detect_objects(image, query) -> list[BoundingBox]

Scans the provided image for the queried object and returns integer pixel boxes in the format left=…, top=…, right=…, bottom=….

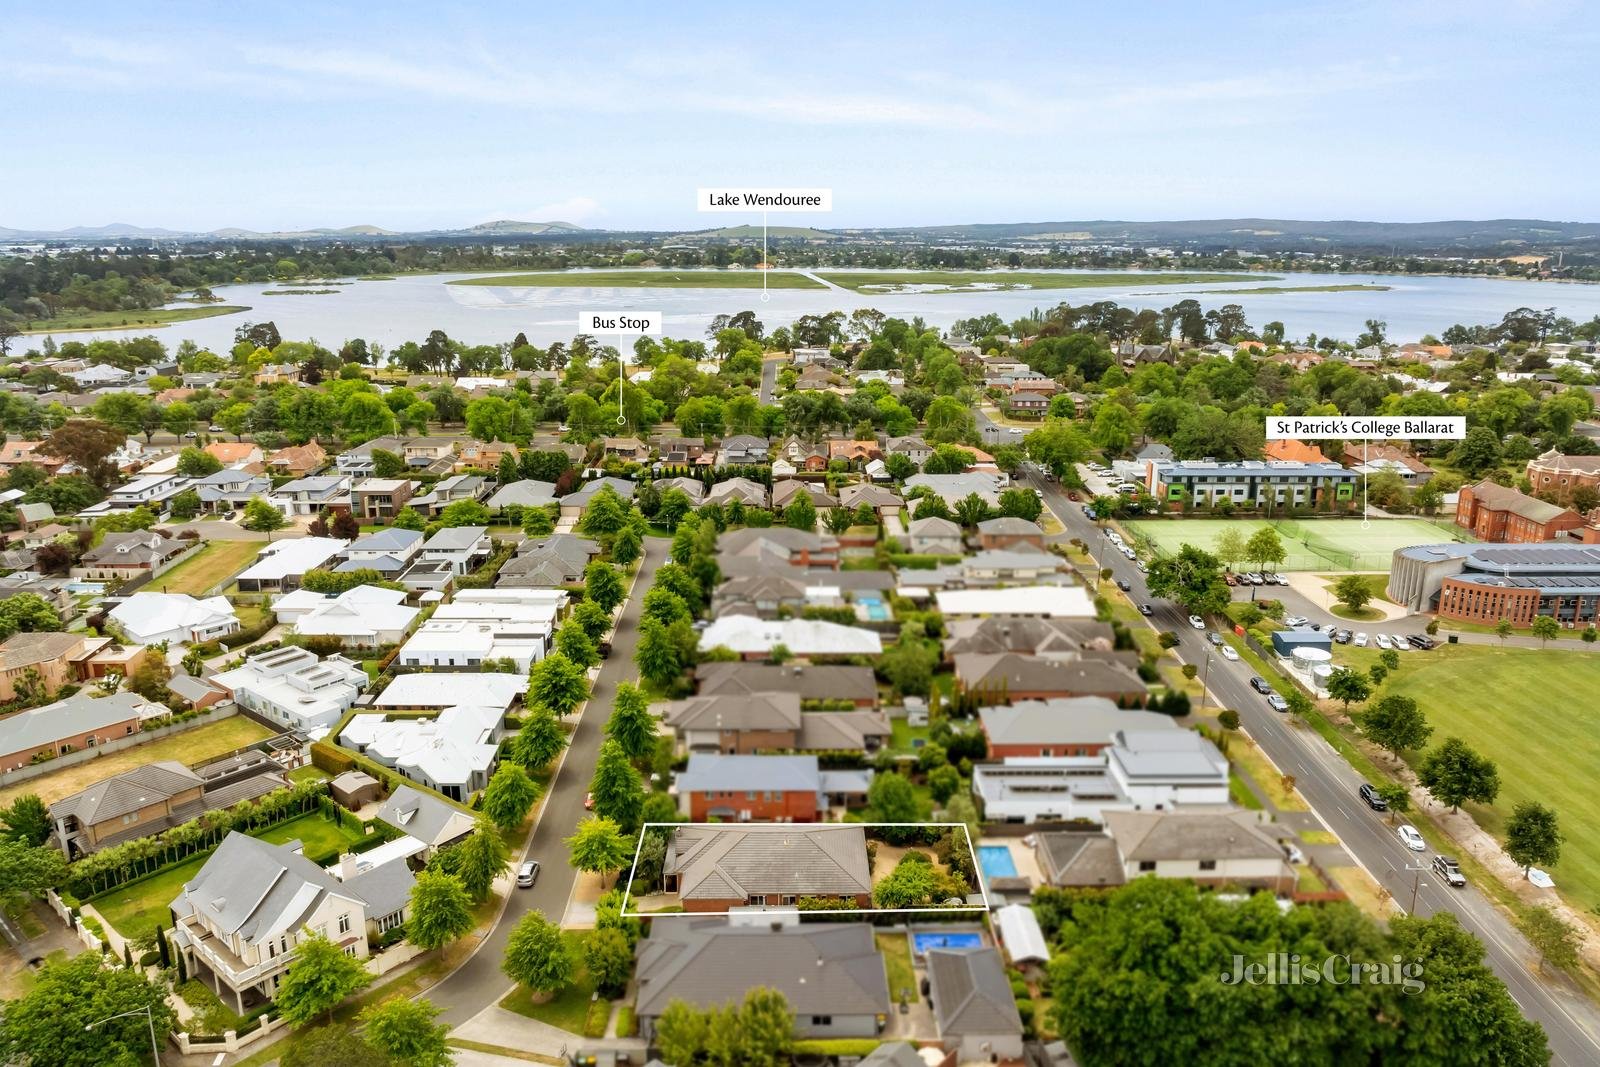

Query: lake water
left=42, top=269, right=1600, bottom=353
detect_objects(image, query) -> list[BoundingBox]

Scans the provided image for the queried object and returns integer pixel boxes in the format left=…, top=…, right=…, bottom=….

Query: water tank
left=1293, top=646, right=1333, bottom=673
left=1312, top=663, right=1334, bottom=686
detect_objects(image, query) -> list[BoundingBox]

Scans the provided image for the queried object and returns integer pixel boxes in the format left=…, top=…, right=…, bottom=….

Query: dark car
left=1359, top=783, right=1387, bottom=811
left=1408, top=634, right=1437, bottom=650
left=1117, top=579, right=1132, bottom=591
left=1249, top=676, right=1273, bottom=694
left=1432, top=855, right=1466, bottom=887
left=1139, top=603, right=1153, bottom=616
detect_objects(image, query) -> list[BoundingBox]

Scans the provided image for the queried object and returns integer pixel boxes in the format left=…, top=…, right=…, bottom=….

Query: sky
left=2, top=1, right=1597, bottom=232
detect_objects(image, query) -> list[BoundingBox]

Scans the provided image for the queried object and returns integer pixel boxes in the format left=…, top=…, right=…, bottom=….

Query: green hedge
left=793, top=1039, right=882, bottom=1056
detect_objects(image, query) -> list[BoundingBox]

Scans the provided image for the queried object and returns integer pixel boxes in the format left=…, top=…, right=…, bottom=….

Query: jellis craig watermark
left=1220, top=954, right=1425, bottom=996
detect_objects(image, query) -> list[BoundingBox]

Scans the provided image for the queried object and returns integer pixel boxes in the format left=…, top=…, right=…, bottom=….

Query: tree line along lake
left=29, top=268, right=1600, bottom=351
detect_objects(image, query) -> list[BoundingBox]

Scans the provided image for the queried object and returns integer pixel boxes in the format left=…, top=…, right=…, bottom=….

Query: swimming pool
left=912, top=931, right=984, bottom=956
left=978, top=845, right=1018, bottom=879
left=857, top=594, right=890, bottom=621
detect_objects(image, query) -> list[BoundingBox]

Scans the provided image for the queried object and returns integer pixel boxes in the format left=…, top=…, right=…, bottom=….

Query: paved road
left=1026, top=467, right=1600, bottom=1066
left=759, top=355, right=783, bottom=406
left=425, top=541, right=662, bottom=1026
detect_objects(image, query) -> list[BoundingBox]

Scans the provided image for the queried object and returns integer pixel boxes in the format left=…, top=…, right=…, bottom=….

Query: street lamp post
left=86, top=1005, right=160, bottom=1066
left=1199, top=646, right=1213, bottom=713
left=1404, top=863, right=1430, bottom=914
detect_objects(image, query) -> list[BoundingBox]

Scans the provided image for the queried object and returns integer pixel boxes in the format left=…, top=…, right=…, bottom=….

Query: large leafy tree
left=528, top=651, right=589, bottom=715
left=0, top=793, right=50, bottom=846
left=407, top=870, right=475, bottom=951
left=0, top=594, right=62, bottom=641
left=510, top=706, right=568, bottom=770
left=480, top=763, right=541, bottom=833
left=359, top=998, right=455, bottom=1067
left=0, top=839, right=67, bottom=903
left=275, top=930, right=373, bottom=1025
left=566, top=815, right=634, bottom=884
left=1419, top=737, right=1500, bottom=813
left=1504, top=802, right=1563, bottom=875
left=635, top=616, right=684, bottom=689
left=453, top=819, right=511, bottom=901
left=589, top=739, right=645, bottom=832
left=867, top=772, right=920, bottom=822
left=1361, top=694, right=1432, bottom=758
left=605, top=682, right=657, bottom=760
left=1145, top=543, right=1230, bottom=617
left=502, top=910, right=573, bottom=995
left=0, top=952, right=174, bottom=1067
left=584, top=927, right=635, bottom=998
left=1325, top=667, right=1372, bottom=710
left=584, top=561, right=625, bottom=614
left=281, top=1026, right=391, bottom=1067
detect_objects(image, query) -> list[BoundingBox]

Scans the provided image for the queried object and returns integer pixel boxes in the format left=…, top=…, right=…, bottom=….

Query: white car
left=1397, top=825, right=1426, bottom=852
left=1284, top=615, right=1308, bottom=628
left=1220, top=645, right=1239, bottom=662
left=1374, top=634, right=1393, bottom=650
left=1188, top=615, right=1206, bottom=629
left=1353, top=632, right=1369, bottom=647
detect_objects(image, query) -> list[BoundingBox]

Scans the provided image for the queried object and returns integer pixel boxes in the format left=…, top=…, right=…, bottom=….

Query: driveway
left=424, top=542, right=663, bottom=1027
left=759, top=354, right=784, bottom=406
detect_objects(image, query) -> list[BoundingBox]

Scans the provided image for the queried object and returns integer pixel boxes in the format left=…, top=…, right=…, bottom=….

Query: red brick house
left=676, top=754, right=823, bottom=822
left=1455, top=480, right=1583, bottom=543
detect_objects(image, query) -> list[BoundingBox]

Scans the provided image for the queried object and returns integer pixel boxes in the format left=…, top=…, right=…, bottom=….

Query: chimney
left=337, top=852, right=359, bottom=880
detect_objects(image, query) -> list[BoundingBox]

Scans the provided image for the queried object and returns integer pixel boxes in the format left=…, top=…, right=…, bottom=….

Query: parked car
left=1220, top=644, right=1239, bottom=661
left=516, top=860, right=541, bottom=888
left=1333, top=629, right=1353, bottom=644
left=1249, top=675, right=1273, bottom=694
left=1283, top=842, right=1306, bottom=865
left=1272, top=573, right=1289, bottom=586
left=1224, top=574, right=1238, bottom=586
left=1409, top=635, right=1437, bottom=650
left=1353, top=632, right=1369, bottom=647
left=1358, top=783, right=1387, bottom=811
left=1432, top=855, right=1466, bottom=887
left=1267, top=694, right=1290, bottom=712
left=207, top=424, right=223, bottom=432
left=1397, top=824, right=1426, bottom=852
left=1285, top=615, right=1308, bottom=628
left=1374, top=634, right=1393, bottom=650
left=1188, top=615, right=1206, bottom=629
left=1068, top=491, right=1081, bottom=501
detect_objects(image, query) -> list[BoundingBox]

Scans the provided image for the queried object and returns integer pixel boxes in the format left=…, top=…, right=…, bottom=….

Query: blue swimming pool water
left=858, top=594, right=890, bottom=621
left=912, top=931, right=984, bottom=956
left=978, top=845, right=1018, bottom=879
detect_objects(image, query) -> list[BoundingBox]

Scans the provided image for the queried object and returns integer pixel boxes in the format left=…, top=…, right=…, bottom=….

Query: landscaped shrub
left=310, top=741, right=354, bottom=775
left=615, top=1005, right=636, bottom=1038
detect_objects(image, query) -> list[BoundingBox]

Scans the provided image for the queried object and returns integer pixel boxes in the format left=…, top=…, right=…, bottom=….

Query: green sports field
left=1124, top=517, right=1468, bottom=571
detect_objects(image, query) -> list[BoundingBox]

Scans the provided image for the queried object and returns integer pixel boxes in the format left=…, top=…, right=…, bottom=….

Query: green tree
left=566, top=815, right=634, bottom=885
left=1495, top=617, right=1514, bottom=644
left=589, top=739, right=645, bottom=831
left=635, top=616, right=684, bottom=689
left=281, top=1026, right=391, bottom=1067
left=242, top=496, right=286, bottom=532
left=996, top=487, right=1043, bottom=522
left=481, top=762, right=541, bottom=833
left=1521, top=906, right=1580, bottom=974
left=783, top=493, right=817, bottom=531
left=1452, top=426, right=1502, bottom=476
left=1325, top=667, right=1372, bottom=710
left=1530, top=614, right=1561, bottom=647
left=584, top=561, right=625, bottom=613
left=510, top=706, right=569, bottom=770
left=735, top=987, right=796, bottom=1067
left=359, top=997, right=455, bottom=1067
left=1333, top=574, right=1373, bottom=613
left=928, top=764, right=962, bottom=804
left=275, top=930, right=373, bottom=1025
left=655, top=1000, right=709, bottom=1067
left=406, top=870, right=475, bottom=951
left=0, top=953, right=174, bottom=1067
left=1503, top=802, right=1563, bottom=874
left=0, top=839, right=67, bottom=903
left=0, top=594, right=63, bottom=641
left=1375, top=782, right=1411, bottom=824
left=176, top=446, right=223, bottom=477
left=528, top=651, right=589, bottom=715
left=502, top=910, right=572, bottom=995
left=1244, top=526, right=1286, bottom=576
left=612, top=524, right=642, bottom=566
left=1145, top=543, right=1230, bottom=616
left=554, top=618, right=599, bottom=669
left=585, top=926, right=635, bottom=998
left=573, top=599, right=612, bottom=642
left=1214, top=527, right=1248, bottom=572
left=0, top=794, right=51, bottom=846
left=1419, top=737, right=1500, bottom=812
left=1361, top=694, right=1432, bottom=758
left=454, top=819, right=511, bottom=901
left=605, top=682, right=657, bottom=760
left=867, top=772, right=920, bottom=822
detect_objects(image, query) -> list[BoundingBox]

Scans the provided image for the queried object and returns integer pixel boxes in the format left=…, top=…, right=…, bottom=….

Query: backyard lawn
left=0, top=715, right=275, bottom=808
left=1336, top=643, right=1600, bottom=909
left=500, top=930, right=599, bottom=1034
left=877, top=932, right=917, bottom=1003
left=889, top=720, right=929, bottom=754
left=151, top=540, right=263, bottom=595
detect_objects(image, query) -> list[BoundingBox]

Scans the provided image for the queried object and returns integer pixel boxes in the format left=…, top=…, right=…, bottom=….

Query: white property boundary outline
left=618, top=821, right=991, bottom=917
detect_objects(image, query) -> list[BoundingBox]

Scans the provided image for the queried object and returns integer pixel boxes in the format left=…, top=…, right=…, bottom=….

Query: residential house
left=95, top=473, right=191, bottom=514
left=926, top=948, right=1025, bottom=1062
left=935, top=585, right=1096, bottom=619
left=772, top=479, right=839, bottom=511
left=0, top=692, right=165, bottom=773
left=1337, top=441, right=1434, bottom=485
left=335, top=436, right=408, bottom=478
left=213, top=647, right=367, bottom=733
left=454, top=440, right=517, bottom=472
left=372, top=672, right=526, bottom=714
left=795, top=365, right=838, bottom=391
left=401, top=437, right=458, bottom=474
left=235, top=537, right=347, bottom=593
left=718, top=434, right=770, bottom=465
left=954, top=650, right=1147, bottom=704
left=662, top=824, right=872, bottom=911
left=652, top=435, right=712, bottom=466
left=838, top=483, right=903, bottom=520
left=943, top=616, right=1115, bottom=660
left=1456, top=480, right=1583, bottom=542
left=705, top=477, right=770, bottom=508
left=335, top=528, right=422, bottom=578
left=340, top=704, right=505, bottom=800
left=396, top=588, right=566, bottom=671
left=265, top=442, right=327, bottom=478
left=0, top=440, right=65, bottom=476
left=906, top=516, right=963, bottom=555
left=252, top=364, right=299, bottom=385
left=664, top=692, right=889, bottom=755
left=109, top=592, right=239, bottom=645
left=275, top=585, right=419, bottom=648
left=693, top=662, right=879, bottom=708
left=974, top=517, right=1045, bottom=550
left=68, top=364, right=132, bottom=388
left=170, top=832, right=413, bottom=1012
left=561, top=477, right=635, bottom=518
left=204, top=442, right=264, bottom=469
left=603, top=436, right=649, bottom=462
left=71, top=531, right=188, bottom=581
left=790, top=347, right=832, bottom=365
left=0, top=632, right=99, bottom=702
left=1035, top=810, right=1294, bottom=893
left=1005, top=392, right=1050, bottom=417
left=168, top=673, right=229, bottom=710
left=373, top=785, right=475, bottom=856
left=497, top=534, right=599, bottom=588
left=718, top=527, right=839, bottom=568
left=1263, top=439, right=1329, bottom=464
left=920, top=549, right=1071, bottom=591
left=698, top=615, right=882, bottom=660
left=634, top=920, right=890, bottom=1042
left=190, top=470, right=272, bottom=514
left=350, top=479, right=417, bottom=521
left=269, top=475, right=351, bottom=518
left=676, top=753, right=828, bottom=821
left=885, top=436, right=933, bottom=466
left=487, top=480, right=558, bottom=511
left=410, top=474, right=489, bottom=517
left=418, top=526, right=491, bottom=576
left=904, top=472, right=1005, bottom=507
left=780, top=436, right=828, bottom=472
left=653, top=476, right=708, bottom=505
left=829, top=439, right=881, bottom=465
left=979, top=698, right=1176, bottom=757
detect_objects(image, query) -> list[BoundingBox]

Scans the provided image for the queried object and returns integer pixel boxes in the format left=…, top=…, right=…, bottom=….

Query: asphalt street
left=1024, top=467, right=1600, bottom=1065
left=424, top=541, right=662, bottom=1027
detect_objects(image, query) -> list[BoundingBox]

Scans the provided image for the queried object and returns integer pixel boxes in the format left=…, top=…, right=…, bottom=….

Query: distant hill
left=676, top=224, right=840, bottom=240
left=465, top=219, right=587, bottom=235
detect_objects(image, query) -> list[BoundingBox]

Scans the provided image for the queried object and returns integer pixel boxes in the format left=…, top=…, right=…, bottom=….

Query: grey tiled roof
left=927, top=947, right=1023, bottom=1037
left=665, top=824, right=871, bottom=901
left=50, top=761, right=202, bottom=824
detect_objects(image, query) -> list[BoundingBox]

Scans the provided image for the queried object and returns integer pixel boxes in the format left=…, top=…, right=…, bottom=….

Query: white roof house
left=935, top=586, right=1094, bottom=619
left=276, top=585, right=420, bottom=648
left=213, top=646, right=368, bottom=735
left=109, top=593, right=240, bottom=645
left=395, top=588, right=568, bottom=672
left=340, top=704, right=505, bottom=801
left=994, top=904, right=1051, bottom=964
left=698, top=614, right=883, bottom=657
left=373, top=672, right=527, bottom=713
left=235, top=537, right=348, bottom=591
left=904, top=472, right=1005, bottom=506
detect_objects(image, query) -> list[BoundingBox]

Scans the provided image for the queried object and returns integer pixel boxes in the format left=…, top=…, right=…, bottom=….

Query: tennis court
left=1124, top=517, right=1469, bottom=571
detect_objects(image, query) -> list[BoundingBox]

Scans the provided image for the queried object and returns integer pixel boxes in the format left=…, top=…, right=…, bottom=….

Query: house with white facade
left=109, top=593, right=240, bottom=646
left=234, top=537, right=348, bottom=593
left=418, top=526, right=492, bottom=576
left=334, top=528, right=422, bottom=578
left=340, top=703, right=505, bottom=800
left=83, top=472, right=192, bottom=516
left=395, top=588, right=566, bottom=672
left=213, top=647, right=367, bottom=734
left=268, top=475, right=351, bottom=518
left=373, top=672, right=526, bottom=714
left=697, top=614, right=883, bottom=659
left=274, top=585, right=419, bottom=648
